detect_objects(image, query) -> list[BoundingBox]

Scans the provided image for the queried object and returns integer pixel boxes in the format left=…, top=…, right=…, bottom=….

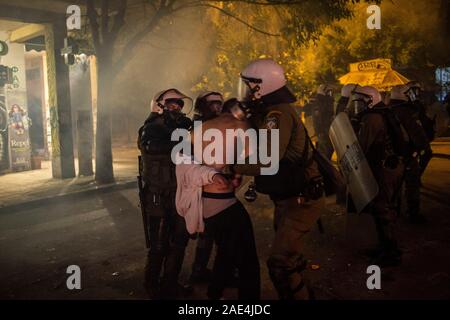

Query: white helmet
left=406, top=81, right=422, bottom=102
left=239, top=58, right=287, bottom=100
left=351, top=86, right=382, bottom=114
left=341, top=84, right=360, bottom=98
left=150, top=88, right=192, bottom=114
left=390, top=85, right=409, bottom=101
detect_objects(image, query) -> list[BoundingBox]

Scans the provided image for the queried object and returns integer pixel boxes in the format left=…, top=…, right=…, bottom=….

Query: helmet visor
left=351, top=92, right=372, bottom=114
left=164, top=98, right=184, bottom=111
left=237, top=78, right=252, bottom=102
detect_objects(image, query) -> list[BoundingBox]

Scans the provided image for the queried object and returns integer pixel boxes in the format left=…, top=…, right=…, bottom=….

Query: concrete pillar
left=44, top=23, right=75, bottom=179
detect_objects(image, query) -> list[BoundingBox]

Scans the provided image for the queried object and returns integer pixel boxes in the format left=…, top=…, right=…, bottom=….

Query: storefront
left=0, top=0, right=96, bottom=178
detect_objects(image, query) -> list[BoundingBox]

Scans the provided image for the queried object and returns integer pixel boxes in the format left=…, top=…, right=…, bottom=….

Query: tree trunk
left=95, top=51, right=114, bottom=184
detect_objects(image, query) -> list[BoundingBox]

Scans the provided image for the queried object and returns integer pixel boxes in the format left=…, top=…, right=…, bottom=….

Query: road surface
left=0, top=157, right=449, bottom=299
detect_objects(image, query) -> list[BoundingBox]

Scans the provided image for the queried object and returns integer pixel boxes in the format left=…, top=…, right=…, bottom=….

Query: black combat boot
left=189, top=236, right=214, bottom=284
left=409, top=214, right=427, bottom=224
left=160, top=246, right=191, bottom=299
left=370, top=216, right=402, bottom=267
left=369, top=240, right=402, bottom=267
left=268, top=256, right=311, bottom=300
left=408, top=209, right=427, bottom=224
left=144, top=252, right=163, bottom=299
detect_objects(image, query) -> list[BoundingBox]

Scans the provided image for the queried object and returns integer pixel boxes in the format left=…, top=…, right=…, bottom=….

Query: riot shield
left=329, top=112, right=379, bottom=213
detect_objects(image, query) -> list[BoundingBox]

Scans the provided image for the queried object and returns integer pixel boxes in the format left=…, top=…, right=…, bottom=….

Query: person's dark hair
left=9, top=104, right=25, bottom=116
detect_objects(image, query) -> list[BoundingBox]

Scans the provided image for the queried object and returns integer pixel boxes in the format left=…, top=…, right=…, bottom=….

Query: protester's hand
left=212, top=174, right=229, bottom=187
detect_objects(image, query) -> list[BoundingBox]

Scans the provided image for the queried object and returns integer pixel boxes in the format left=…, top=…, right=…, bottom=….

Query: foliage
left=194, top=0, right=450, bottom=99
left=191, top=0, right=359, bottom=99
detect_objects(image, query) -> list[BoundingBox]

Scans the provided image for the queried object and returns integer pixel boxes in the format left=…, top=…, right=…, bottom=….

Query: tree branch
left=173, top=2, right=280, bottom=36
left=110, top=0, right=127, bottom=39
left=178, top=0, right=306, bottom=8
left=101, top=0, right=109, bottom=43
left=147, top=0, right=158, bottom=11
left=111, top=3, right=168, bottom=78
left=110, top=0, right=289, bottom=79
left=213, top=0, right=306, bottom=6
left=86, top=0, right=101, bottom=50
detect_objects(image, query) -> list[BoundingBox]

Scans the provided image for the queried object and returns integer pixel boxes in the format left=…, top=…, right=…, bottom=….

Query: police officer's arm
left=232, top=110, right=294, bottom=176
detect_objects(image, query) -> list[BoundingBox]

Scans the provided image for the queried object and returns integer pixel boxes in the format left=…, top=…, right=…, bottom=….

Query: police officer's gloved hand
left=176, top=115, right=193, bottom=130
left=163, top=110, right=193, bottom=130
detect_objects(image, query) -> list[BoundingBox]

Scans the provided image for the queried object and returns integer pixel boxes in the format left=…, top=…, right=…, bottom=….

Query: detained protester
left=137, top=88, right=193, bottom=299
left=350, top=86, right=406, bottom=267
left=189, top=91, right=224, bottom=284
left=229, top=59, right=338, bottom=300
left=389, top=84, right=432, bottom=224
left=174, top=112, right=261, bottom=299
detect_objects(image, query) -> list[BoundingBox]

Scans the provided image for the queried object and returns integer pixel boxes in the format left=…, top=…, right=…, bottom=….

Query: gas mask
left=224, top=98, right=255, bottom=121
left=351, top=93, right=372, bottom=116
left=162, top=106, right=192, bottom=130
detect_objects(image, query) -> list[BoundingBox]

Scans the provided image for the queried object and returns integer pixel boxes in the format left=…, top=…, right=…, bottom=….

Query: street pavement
left=0, top=147, right=139, bottom=209
left=0, top=155, right=449, bottom=300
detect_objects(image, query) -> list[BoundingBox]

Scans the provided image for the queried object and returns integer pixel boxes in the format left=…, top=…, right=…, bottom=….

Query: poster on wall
left=7, top=93, right=31, bottom=171
left=6, top=89, right=31, bottom=172
left=0, top=32, right=32, bottom=172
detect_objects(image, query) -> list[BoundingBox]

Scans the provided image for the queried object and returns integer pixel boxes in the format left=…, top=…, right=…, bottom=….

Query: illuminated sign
left=349, top=59, right=392, bottom=72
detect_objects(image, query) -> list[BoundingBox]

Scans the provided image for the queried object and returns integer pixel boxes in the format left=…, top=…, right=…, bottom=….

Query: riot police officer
left=230, top=58, right=324, bottom=300
left=336, top=84, right=360, bottom=115
left=189, top=91, right=224, bottom=284
left=137, top=88, right=193, bottom=299
left=408, top=82, right=436, bottom=143
left=389, top=84, right=432, bottom=224
left=350, top=86, right=405, bottom=266
left=311, top=84, right=335, bottom=160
